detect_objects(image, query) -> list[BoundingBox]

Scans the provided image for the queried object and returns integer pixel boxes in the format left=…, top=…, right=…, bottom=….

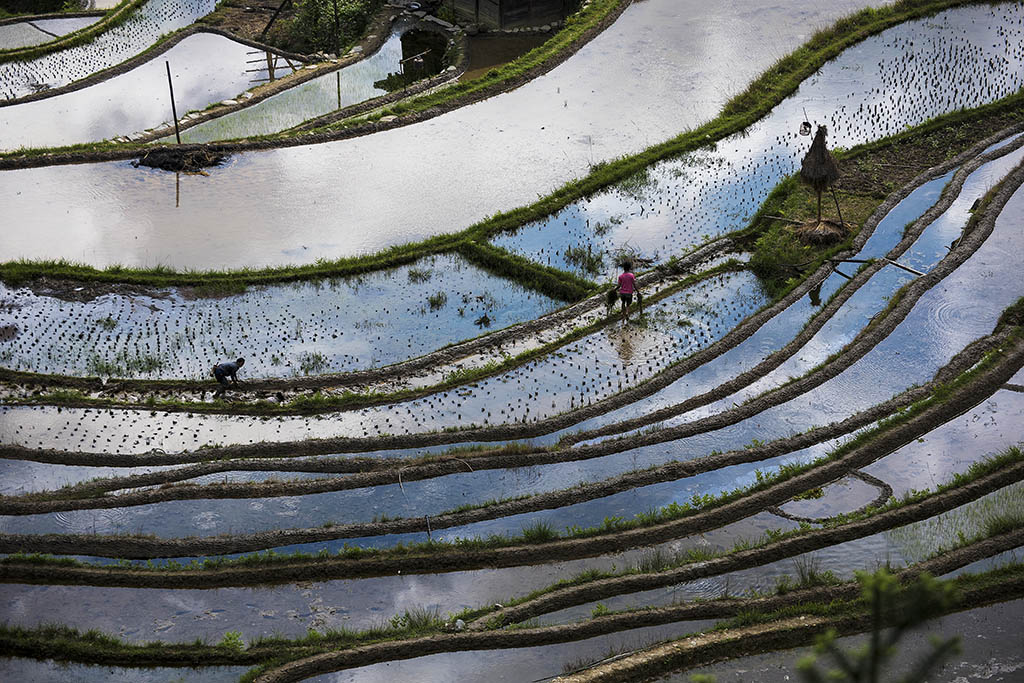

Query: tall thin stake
left=332, top=0, right=340, bottom=56
left=165, top=61, right=181, bottom=145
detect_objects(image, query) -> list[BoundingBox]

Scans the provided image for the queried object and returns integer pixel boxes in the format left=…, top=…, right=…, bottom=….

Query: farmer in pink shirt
left=617, top=261, right=640, bottom=323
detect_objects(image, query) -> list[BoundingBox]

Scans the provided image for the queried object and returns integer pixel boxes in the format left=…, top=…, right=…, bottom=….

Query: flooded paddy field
left=1, top=3, right=1019, bottom=269
left=0, top=16, right=102, bottom=51
left=677, top=598, right=1024, bottom=683
left=175, top=16, right=446, bottom=143
left=2, top=1, right=1024, bottom=681
left=0, top=252, right=559, bottom=379
left=493, top=3, right=1024, bottom=279
left=0, top=32, right=295, bottom=150
left=0, top=0, right=217, bottom=100
left=0, top=0, right=881, bottom=268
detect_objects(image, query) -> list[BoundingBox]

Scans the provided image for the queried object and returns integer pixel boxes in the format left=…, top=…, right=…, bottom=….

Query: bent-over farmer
left=213, top=357, right=245, bottom=396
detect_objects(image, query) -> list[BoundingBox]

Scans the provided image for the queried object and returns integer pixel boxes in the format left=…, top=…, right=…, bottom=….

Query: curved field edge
left=0, top=0, right=627, bottom=151
left=0, top=317, right=1007, bottom=525
left=549, top=567, right=1024, bottom=683
left=0, top=0, right=138, bottom=63
left=0, top=260, right=741, bottom=412
left=3, top=105, right=1020, bottom=409
left=0, top=0, right=1004, bottom=287
left=254, top=560, right=1024, bottom=682
left=0, top=9, right=105, bottom=27
left=1, top=530, right=1019, bottom=676
left=4, top=148, right=1018, bottom=474
left=1, top=330, right=1020, bottom=579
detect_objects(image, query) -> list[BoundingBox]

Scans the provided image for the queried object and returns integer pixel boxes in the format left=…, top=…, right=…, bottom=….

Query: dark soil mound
left=793, top=218, right=850, bottom=245
left=134, top=148, right=227, bottom=172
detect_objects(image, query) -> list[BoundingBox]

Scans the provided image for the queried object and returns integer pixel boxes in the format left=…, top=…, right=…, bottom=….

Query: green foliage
left=427, top=291, right=448, bottom=310
left=563, top=244, right=605, bottom=276
left=290, top=0, right=382, bottom=54
left=389, top=605, right=441, bottom=633
left=798, top=569, right=961, bottom=683
left=793, top=486, right=825, bottom=501
left=217, top=630, right=245, bottom=651
left=407, top=268, right=432, bottom=283
left=748, top=224, right=813, bottom=298
left=297, top=351, right=329, bottom=375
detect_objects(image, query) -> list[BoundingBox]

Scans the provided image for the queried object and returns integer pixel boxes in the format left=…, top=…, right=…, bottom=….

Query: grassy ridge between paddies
left=0, top=0, right=1000, bottom=291
left=2, top=328, right=1019, bottom=572
left=1, top=481, right=1021, bottom=675
left=0, top=0, right=141, bottom=62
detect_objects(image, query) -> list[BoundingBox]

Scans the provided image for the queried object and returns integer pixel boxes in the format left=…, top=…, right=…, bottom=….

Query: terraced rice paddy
left=0, top=32, right=296, bottom=149
left=175, top=16, right=436, bottom=143
left=1, top=0, right=1024, bottom=681
left=0, top=0, right=217, bottom=99
left=0, top=16, right=102, bottom=51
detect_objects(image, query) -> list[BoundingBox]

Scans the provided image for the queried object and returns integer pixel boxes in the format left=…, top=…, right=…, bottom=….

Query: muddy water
left=0, top=0, right=888, bottom=267
left=0, top=33, right=288, bottom=150
left=675, top=598, right=1024, bottom=683
left=0, top=16, right=101, bottom=50
left=0, top=0, right=217, bottom=99
left=177, top=16, right=419, bottom=143
left=0, top=253, right=559, bottom=379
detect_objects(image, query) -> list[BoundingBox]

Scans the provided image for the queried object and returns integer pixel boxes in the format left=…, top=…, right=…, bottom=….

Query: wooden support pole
left=883, top=258, right=926, bottom=277
left=830, top=184, right=846, bottom=228
left=165, top=61, right=181, bottom=145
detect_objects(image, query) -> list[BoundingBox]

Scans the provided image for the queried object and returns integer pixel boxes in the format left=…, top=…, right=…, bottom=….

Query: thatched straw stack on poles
left=797, top=125, right=847, bottom=243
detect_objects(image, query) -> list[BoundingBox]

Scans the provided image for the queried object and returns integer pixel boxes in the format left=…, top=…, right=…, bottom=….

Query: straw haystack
left=796, top=125, right=847, bottom=244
